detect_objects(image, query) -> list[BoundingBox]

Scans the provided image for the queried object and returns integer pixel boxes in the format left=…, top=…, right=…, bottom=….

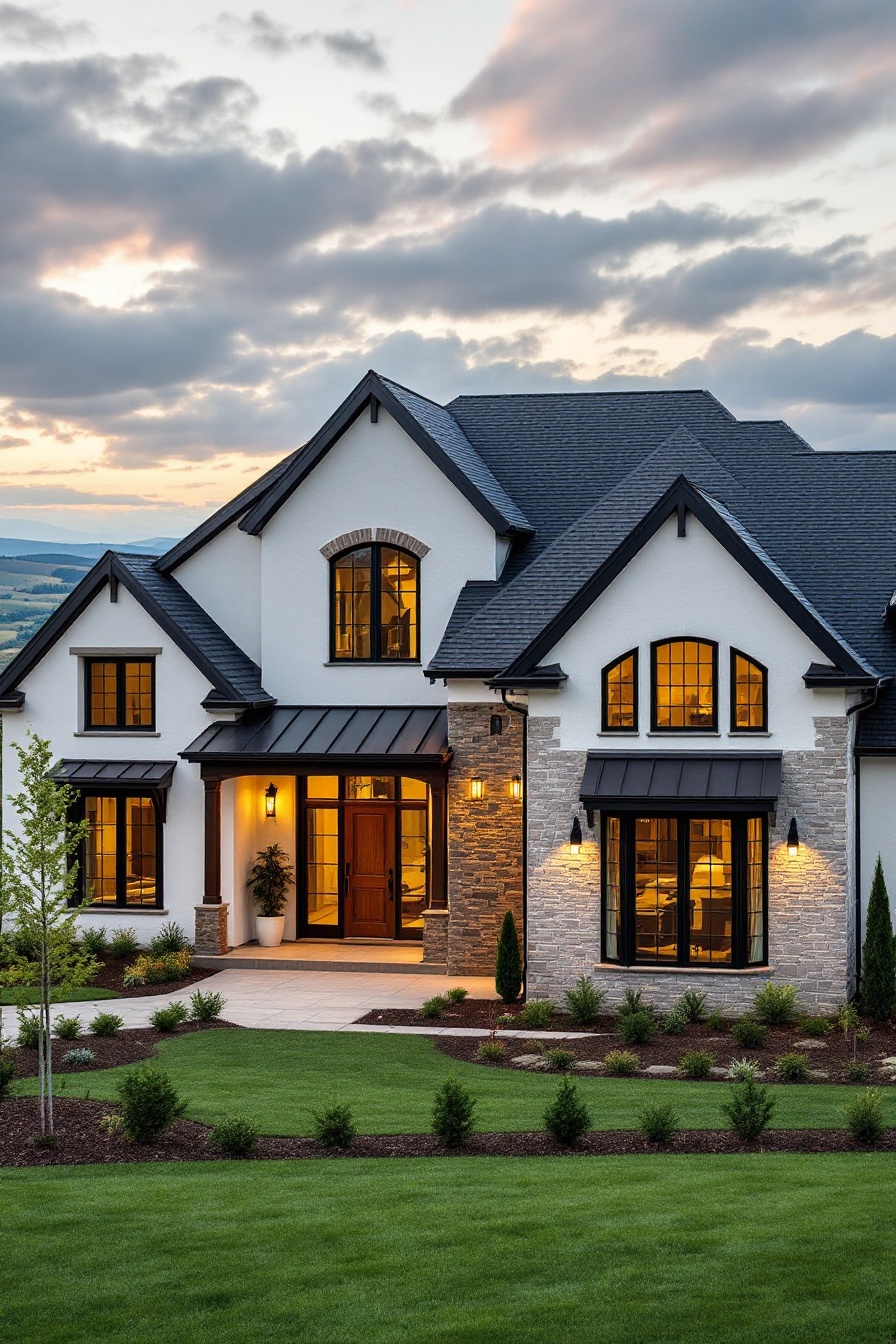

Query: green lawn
left=1, top=986, right=117, bottom=1006
left=3, top=1156, right=896, bottom=1344
left=15, top=1028, right=896, bottom=1133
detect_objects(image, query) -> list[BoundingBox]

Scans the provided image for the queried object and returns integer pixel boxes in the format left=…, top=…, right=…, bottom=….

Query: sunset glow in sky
left=1, top=0, right=895, bottom=541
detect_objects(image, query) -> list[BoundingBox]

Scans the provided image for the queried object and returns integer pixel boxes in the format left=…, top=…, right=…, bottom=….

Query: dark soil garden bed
left=3, top=1097, right=895, bottom=1167
left=8, top=1018, right=235, bottom=1079
left=80, top=959, right=217, bottom=998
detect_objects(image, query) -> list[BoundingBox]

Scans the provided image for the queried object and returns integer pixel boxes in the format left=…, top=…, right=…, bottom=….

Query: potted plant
left=247, top=844, right=294, bottom=947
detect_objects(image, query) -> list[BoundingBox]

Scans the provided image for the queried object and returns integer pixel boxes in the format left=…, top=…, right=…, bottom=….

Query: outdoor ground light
left=787, top=816, right=800, bottom=856
left=570, top=815, right=583, bottom=854
left=509, top=774, right=522, bottom=802
left=470, top=776, right=484, bottom=801
left=265, top=782, right=278, bottom=818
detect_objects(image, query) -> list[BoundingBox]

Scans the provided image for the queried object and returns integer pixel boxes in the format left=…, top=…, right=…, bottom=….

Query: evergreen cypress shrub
left=116, top=1066, right=187, bottom=1142
left=861, top=857, right=896, bottom=1020
left=209, top=1115, right=260, bottom=1157
left=721, top=1078, right=776, bottom=1142
left=842, top=1089, right=885, bottom=1145
left=618, top=1010, right=656, bottom=1045
left=495, top=910, right=522, bottom=1003
left=432, top=1075, right=476, bottom=1147
left=638, top=1101, right=679, bottom=1144
left=563, top=975, right=606, bottom=1026
left=543, top=1076, right=591, bottom=1145
left=312, top=1103, right=357, bottom=1148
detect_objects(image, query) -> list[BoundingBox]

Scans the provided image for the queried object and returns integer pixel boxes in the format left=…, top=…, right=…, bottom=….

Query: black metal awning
left=181, top=705, right=451, bottom=771
left=52, top=759, right=177, bottom=789
left=579, top=752, right=782, bottom=814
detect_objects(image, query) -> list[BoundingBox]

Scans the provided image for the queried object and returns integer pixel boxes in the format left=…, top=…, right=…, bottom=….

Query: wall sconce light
left=490, top=713, right=503, bottom=735
left=509, top=774, right=522, bottom=802
left=264, top=782, right=278, bottom=819
left=787, top=816, right=799, bottom=856
left=570, top=815, right=583, bottom=854
left=470, top=776, right=484, bottom=802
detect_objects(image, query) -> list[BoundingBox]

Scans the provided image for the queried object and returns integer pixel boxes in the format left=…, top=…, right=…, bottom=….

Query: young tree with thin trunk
left=4, top=732, right=94, bottom=1136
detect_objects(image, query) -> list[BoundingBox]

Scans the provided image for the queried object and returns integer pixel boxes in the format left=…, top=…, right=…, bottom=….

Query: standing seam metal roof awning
left=180, top=706, right=450, bottom=765
left=579, top=752, right=782, bottom=810
left=51, top=760, right=178, bottom=788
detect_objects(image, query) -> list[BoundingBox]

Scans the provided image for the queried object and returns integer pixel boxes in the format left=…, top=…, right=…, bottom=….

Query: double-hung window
left=84, top=658, right=155, bottom=731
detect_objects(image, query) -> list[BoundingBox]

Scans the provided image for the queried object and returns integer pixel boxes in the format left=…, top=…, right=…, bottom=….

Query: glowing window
left=85, top=659, right=154, bottom=731
left=652, top=639, right=717, bottom=731
left=731, top=651, right=767, bottom=731
left=331, top=545, right=419, bottom=661
left=602, top=649, right=638, bottom=731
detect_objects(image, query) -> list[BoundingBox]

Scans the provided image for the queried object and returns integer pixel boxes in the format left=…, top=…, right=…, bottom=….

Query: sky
left=0, top=0, right=895, bottom=542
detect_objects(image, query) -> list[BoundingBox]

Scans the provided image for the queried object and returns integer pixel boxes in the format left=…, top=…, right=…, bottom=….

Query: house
left=1, top=371, right=894, bottom=1011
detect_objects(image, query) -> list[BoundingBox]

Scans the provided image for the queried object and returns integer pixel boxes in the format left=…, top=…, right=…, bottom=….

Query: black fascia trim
left=200, top=694, right=274, bottom=712
left=239, top=371, right=533, bottom=539
left=601, top=648, right=639, bottom=733
left=180, top=751, right=453, bottom=769
left=802, top=662, right=882, bottom=689
left=424, top=666, right=500, bottom=679
left=730, top=648, right=768, bottom=732
left=487, top=663, right=568, bottom=690
left=650, top=637, right=718, bottom=733
left=502, top=477, right=874, bottom=680
left=0, top=690, right=25, bottom=709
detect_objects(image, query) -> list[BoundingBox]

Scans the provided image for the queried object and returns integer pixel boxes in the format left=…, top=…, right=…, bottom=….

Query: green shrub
left=109, top=928, right=139, bottom=959
left=563, top=975, right=606, bottom=1027
left=312, top=1102, right=357, bottom=1148
left=845, top=1060, right=871, bottom=1083
left=543, top=1076, right=591, bottom=1146
left=149, top=1001, right=189, bottom=1033
left=123, top=950, right=192, bottom=988
left=519, top=999, right=555, bottom=1029
left=543, top=1047, right=576, bottom=1073
left=663, top=1006, right=688, bottom=1036
left=89, top=1012, right=124, bottom=1037
left=618, top=1010, right=656, bottom=1046
left=706, top=1009, right=726, bottom=1031
left=418, top=995, right=447, bottom=1020
left=800, top=1015, right=832, bottom=1038
left=445, top=986, right=468, bottom=1004
left=477, top=1041, right=507, bottom=1063
left=148, top=921, right=192, bottom=957
left=678, top=989, right=708, bottom=1023
left=80, top=927, right=108, bottom=957
left=432, top=1075, right=476, bottom=1147
left=495, top=910, right=522, bottom=1003
left=618, top=987, right=655, bottom=1020
left=678, top=1049, right=714, bottom=1080
left=116, top=1066, right=187, bottom=1143
left=604, top=1049, right=640, bottom=1076
left=861, top=857, right=896, bottom=1020
left=247, top=843, right=294, bottom=919
left=842, top=1089, right=885, bottom=1145
left=209, top=1114, right=260, bottom=1157
left=16, top=1012, right=40, bottom=1050
left=731, top=1016, right=767, bottom=1048
left=63, top=1047, right=96, bottom=1067
left=776, top=1052, right=810, bottom=1082
left=729, top=1058, right=761, bottom=1083
left=52, top=1015, right=81, bottom=1041
left=524, top=1039, right=545, bottom=1054
left=753, top=981, right=799, bottom=1026
left=188, top=990, right=226, bottom=1022
left=721, top=1078, right=776, bottom=1141
left=638, top=1101, right=679, bottom=1144
left=0, top=1049, right=17, bottom=1101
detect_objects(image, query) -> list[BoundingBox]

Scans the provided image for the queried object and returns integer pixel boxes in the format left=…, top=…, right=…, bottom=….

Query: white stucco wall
left=175, top=524, right=262, bottom=665
left=527, top=512, right=846, bottom=751
left=858, top=756, right=896, bottom=934
left=0, top=584, right=214, bottom=942
left=258, top=407, right=499, bottom=703
left=221, top=774, right=298, bottom=947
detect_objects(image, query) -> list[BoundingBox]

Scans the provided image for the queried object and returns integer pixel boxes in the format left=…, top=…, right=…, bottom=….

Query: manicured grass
left=14, top=1028, right=896, bottom=1133
left=0, top=986, right=117, bottom=1005
left=3, top=1156, right=896, bottom=1343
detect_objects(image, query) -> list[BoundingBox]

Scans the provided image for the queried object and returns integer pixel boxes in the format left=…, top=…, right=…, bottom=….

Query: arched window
left=651, top=638, right=717, bottom=731
left=731, top=650, right=767, bottom=731
left=331, top=544, right=419, bottom=661
left=602, top=649, right=638, bottom=731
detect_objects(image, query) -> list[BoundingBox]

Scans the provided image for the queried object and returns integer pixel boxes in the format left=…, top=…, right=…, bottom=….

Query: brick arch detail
left=320, top=528, right=430, bottom=560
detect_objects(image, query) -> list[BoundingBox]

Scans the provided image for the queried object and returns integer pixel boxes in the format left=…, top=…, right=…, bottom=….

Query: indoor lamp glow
left=265, top=782, right=278, bottom=819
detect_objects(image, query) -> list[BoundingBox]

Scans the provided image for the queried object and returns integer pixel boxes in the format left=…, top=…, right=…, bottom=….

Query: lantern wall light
left=470, top=776, right=484, bottom=802
left=508, top=775, right=522, bottom=802
left=787, top=816, right=799, bottom=856
left=265, top=782, right=278, bottom=819
left=569, top=815, right=583, bottom=854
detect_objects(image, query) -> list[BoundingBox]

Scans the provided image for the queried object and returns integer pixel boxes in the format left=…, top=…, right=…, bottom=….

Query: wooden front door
left=344, top=806, right=393, bottom=938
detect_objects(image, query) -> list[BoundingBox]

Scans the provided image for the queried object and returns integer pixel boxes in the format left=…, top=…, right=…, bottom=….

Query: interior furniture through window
left=84, top=658, right=155, bottom=731
left=602, top=649, right=638, bottom=731
left=651, top=638, right=717, bottom=731
left=331, top=544, right=419, bottom=661
left=80, top=793, right=161, bottom=907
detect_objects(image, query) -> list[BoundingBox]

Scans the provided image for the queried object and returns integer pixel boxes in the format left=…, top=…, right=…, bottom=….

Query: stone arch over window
left=320, top=529, right=430, bottom=561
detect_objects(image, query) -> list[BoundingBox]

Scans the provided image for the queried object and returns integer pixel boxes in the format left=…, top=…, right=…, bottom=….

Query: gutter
left=846, top=676, right=892, bottom=991
left=500, top=688, right=529, bottom=999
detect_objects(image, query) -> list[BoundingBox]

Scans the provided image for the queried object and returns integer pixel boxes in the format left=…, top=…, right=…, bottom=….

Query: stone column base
left=422, top=908, right=449, bottom=966
left=194, top=903, right=230, bottom=956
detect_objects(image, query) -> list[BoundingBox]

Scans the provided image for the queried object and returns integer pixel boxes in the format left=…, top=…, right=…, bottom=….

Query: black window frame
left=83, top=657, right=156, bottom=732
left=600, top=810, right=768, bottom=969
left=601, top=648, right=639, bottom=733
left=650, top=636, right=718, bottom=733
left=74, top=790, right=164, bottom=910
left=730, top=648, right=768, bottom=733
left=329, top=543, right=421, bottom=663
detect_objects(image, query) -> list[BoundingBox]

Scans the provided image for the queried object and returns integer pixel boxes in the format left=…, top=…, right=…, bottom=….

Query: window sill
left=728, top=731, right=772, bottom=738
left=597, top=731, right=640, bottom=738
left=595, top=962, right=773, bottom=976
left=74, top=731, right=161, bottom=738
left=81, top=908, right=168, bottom=916
left=323, top=661, right=422, bottom=667
left=645, top=731, right=721, bottom=738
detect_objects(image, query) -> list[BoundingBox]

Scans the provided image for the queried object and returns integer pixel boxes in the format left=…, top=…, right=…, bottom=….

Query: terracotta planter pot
left=256, top=915, right=286, bottom=948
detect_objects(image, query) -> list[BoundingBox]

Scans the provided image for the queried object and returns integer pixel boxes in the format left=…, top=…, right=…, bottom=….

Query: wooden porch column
left=203, top=776, right=222, bottom=905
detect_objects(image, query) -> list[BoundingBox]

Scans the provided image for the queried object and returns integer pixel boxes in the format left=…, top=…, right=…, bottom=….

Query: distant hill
left=0, top=536, right=179, bottom=560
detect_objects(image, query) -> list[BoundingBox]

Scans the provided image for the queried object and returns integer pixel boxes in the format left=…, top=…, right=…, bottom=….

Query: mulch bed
left=3, top=1098, right=894, bottom=1167
left=8, top=1019, right=235, bottom=1080
left=81, top=959, right=217, bottom=998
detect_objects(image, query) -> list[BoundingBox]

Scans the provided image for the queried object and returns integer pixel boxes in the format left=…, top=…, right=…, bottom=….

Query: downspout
left=501, top=689, right=529, bottom=998
left=846, top=677, right=890, bottom=992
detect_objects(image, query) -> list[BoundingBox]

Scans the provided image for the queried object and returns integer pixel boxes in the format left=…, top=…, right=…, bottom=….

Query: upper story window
left=731, top=650, right=767, bottom=732
left=331, top=544, right=419, bottom=662
left=84, top=658, right=155, bottom=731
left=602, top=649, right=638, bottom=731
left=651, top=638, right=717, bottom=732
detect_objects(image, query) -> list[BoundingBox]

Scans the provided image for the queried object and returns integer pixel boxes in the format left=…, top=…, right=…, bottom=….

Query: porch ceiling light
left=470, top=776, right=484, bottom=802
left=570, top=814, right=583, bottom=854
left=265, top=782, right=278, bottom=819
left=787, top=816, right=799, bottom=856
left=509, top=774, right=522, bottom=802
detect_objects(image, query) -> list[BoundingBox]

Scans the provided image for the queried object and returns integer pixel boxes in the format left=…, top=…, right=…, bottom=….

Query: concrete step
left=194, top=953, right=448, bottom=975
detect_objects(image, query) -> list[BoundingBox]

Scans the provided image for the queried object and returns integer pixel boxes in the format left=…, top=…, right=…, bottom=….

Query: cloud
left=453, top=0, right=896, bottom=180
left=214, top=11, right=386, bottom=70
left=0, top=434, right=28, bottom=448
left=0, top=483, right=162, bottom=505
left=0, top=4, right=90, bottom=48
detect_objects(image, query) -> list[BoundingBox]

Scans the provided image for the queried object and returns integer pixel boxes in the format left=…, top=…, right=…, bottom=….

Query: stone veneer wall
left=526, top=715, right=852, bottom=1013
left=445, top=704, right=524, bottom=975
left=194, top=903, right=229, bottom=956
